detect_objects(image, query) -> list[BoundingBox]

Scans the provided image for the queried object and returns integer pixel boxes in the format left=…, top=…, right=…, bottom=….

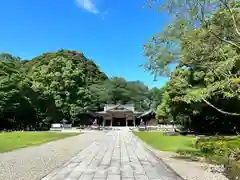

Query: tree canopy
left=90, top=77, right=155, bottom=112
left=0, top=50, right=159, bottom=130
left=143, top=0, right=240, bottom=134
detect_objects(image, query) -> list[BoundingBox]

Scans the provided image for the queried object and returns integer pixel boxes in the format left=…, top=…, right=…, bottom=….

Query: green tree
left=90, top=77, right=151, bottom=112
left=148, top=86, right=165, bottom=109
left=143, top=2, right=240, bottom=133
left=0, top=50, right=108, bottom=130
left=30, top=50, right=107, bottom=123
left=0, top=54, right=56, bottom=130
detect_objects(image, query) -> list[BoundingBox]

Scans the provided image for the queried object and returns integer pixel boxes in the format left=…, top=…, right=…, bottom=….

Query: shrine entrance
left=112, top=118, right=126, bottom=126
left=96, top=104, right=143, bottom=127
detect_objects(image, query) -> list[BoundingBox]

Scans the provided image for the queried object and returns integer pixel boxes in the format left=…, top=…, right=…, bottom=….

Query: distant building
left=138, top=109, right=157, bottom=126
left=95, top=104, right=143, bottom=127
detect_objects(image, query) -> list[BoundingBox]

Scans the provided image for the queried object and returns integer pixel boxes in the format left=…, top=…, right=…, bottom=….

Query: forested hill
left=0, top=50, right=163, bottom=130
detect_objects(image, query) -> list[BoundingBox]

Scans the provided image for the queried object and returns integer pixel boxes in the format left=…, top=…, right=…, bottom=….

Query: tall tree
left=143, top=0, right=240, bottom=116
left=90, top=77, right=151, bottom=112
left=30, top=50, right=108, bottom=122
left=148, top=86, right=165, bottom=109
left=142, top=1, right=240, bottom=133
left=0, top=50, right=109, bottom=130
left=0, top=54, right=57, bottom=130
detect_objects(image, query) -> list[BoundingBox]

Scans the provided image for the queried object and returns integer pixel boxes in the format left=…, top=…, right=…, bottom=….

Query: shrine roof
left=104, top=104, right=135, bottom=112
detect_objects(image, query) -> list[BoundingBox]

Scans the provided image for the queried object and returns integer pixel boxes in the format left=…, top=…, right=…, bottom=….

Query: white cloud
left=75, top=0, right=100, bottom=14
left=75, top=0, right=109, bottom=20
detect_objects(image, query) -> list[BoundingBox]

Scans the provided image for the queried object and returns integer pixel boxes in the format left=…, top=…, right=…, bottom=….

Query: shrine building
left=95, top=104, right=143, bottom=127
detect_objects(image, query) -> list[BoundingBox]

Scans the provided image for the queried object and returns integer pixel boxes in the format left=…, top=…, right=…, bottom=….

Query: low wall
left=139, top=125, right=181, bottom=132
left=49, top=127, right=79, bottom=132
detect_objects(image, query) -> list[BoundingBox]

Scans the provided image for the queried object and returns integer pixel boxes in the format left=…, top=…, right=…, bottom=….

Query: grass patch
left=134, top=131, right=204, bottom=161
left=134, top=131, right=196, bottom=152
left=0, top=131, right=80, bottom=152
left=134, top=132, right=240, bottom=180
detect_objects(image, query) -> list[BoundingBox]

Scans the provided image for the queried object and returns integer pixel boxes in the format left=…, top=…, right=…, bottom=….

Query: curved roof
left=138, top=109, right=156, bottom=118
left=104, top=104, right=135, bottom=111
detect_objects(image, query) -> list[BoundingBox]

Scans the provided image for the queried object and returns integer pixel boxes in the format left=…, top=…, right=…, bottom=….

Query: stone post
left=102, top=119, right=105, bottom=127
left=133, top=116, right=136, bottom=127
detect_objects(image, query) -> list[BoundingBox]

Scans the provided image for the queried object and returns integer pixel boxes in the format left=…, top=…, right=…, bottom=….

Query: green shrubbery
left=196, top=136, right=240, bottom=180
left=197, top=137, right=240, bottom=156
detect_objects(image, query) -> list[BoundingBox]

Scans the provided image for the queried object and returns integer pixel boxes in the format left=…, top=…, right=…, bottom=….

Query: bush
left=198, top=141, right=216, bottom=154
left=197, top=136, right=240, bottom=157
left=196, top=136, right=240, bottom=180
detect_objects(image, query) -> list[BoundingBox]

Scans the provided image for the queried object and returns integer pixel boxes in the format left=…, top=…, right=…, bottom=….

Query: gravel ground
left=0, top=131, right=106, bottom=180
left=152, top=151, right=228, bottom=180
left=138, top=137, right=229, bottom=180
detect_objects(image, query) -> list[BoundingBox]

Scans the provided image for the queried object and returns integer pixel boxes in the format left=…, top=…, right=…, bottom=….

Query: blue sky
left=0, top=0, right=169, bottom=88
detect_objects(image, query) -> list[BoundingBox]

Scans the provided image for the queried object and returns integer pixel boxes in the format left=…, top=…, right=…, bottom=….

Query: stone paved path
left=42, top=130, right=183, bottom=180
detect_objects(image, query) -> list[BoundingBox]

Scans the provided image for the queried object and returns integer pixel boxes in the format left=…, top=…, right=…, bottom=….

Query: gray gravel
left=0, top=131, right=106, bottom=180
